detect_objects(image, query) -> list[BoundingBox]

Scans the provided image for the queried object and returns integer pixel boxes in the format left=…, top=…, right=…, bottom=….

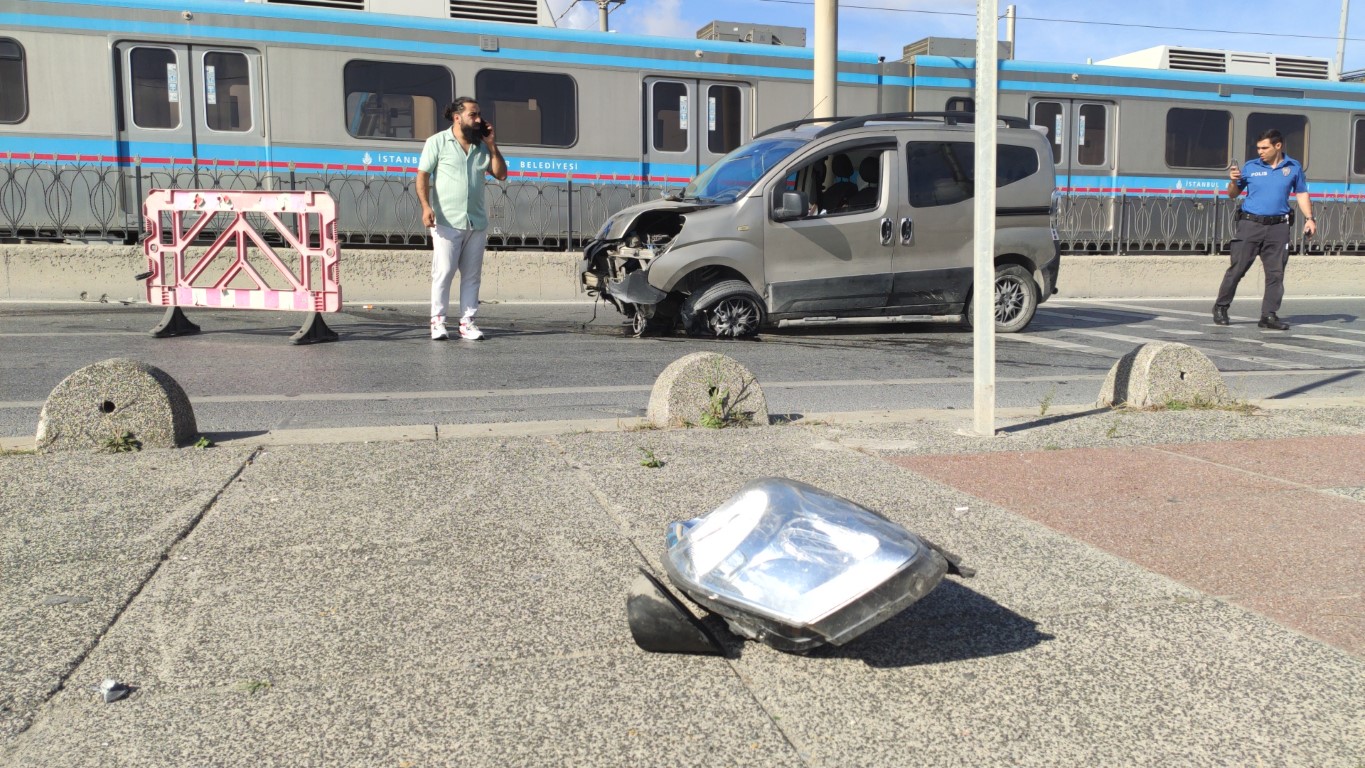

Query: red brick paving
left=892, top=437, right=1365, bottom=657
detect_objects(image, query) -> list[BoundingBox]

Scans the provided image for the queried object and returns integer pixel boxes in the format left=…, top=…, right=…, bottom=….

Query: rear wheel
left=681, top=280, right=766, bottom=339
left=966, top=264, right=1039, bottom=333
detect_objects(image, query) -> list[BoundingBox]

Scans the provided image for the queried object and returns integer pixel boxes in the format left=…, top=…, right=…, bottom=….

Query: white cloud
left=633, top=0, right=692, bottom=37
left=543, top=0, right=599, bottom=29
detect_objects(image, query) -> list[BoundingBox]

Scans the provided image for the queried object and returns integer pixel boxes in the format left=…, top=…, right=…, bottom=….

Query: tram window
left=1245, top=113, right=1308, bottom=168
left=707, top=85, right=742, bottom=154
left=1355, top=119, right=1365, bottom=175
left=475, top=69, right=576, bottom=147
left=652, top=81, right=688, bottom=152
left=1076, top=103, right=1107, bottom=166
left=1031, top=101, right=1064, bottom=164
left=0, top=39, right=25, bottom=124
left=130, top=47, right=181, bottom=130
left=203, top=52, right=252, bottom=132
left=1165, top=108, right=1231, bottom=169
left=343, top=60, right=452, bottom=141
left=906, top=141, right=1039, bottom=208
left=946, top=97, right=974, bottom=113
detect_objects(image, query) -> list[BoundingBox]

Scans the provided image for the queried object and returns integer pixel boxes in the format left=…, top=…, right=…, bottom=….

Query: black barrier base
left=150, top=306, right=201, bottom=338
left=290, top=312, right=339, bottom=345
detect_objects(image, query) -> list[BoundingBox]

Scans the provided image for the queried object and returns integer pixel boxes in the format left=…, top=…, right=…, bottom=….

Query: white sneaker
left=431, top=319, right=449, bottom=340
left=459, top=318, right=484, bottom=341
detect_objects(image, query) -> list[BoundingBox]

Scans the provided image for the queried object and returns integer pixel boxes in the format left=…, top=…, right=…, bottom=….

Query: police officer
left=1214, top=129, right=1315, bottom=330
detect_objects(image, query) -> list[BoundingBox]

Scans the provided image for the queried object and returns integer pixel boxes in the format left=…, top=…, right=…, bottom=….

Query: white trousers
left=430, top=224, right=487, bottom=322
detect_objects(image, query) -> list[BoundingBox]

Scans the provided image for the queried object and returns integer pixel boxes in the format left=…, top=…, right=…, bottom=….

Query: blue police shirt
left=1235, top=155, right=1308, bottom=216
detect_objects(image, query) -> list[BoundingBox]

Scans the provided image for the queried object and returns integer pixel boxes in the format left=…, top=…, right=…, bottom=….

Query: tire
left=965, top=264, right=1039, bottom=334
left=681, top=280, right=766, bottom=339
left=626, top=297, right=681, bottom=338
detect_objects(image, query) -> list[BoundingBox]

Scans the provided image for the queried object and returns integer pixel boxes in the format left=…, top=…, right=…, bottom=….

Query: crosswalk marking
left=1299, top=324, right=1365, bottom=337
left=1294, top=333, right=1365, bottom=348
left=999, top=333, right=1112, bottom=355
left=1229, top=336, right=1365, bottom=364
left=1061, top=328, right=1311, bottom=369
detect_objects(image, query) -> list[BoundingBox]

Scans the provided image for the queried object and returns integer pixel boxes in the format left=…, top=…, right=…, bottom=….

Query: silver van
left=579, top=112, right=1060, bottom=338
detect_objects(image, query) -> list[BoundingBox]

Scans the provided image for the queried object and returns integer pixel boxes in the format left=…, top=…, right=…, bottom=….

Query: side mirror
left=773, top=191, right=809, bottom=221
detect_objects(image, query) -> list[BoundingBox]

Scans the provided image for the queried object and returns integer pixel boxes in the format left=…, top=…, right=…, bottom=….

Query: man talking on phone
left=417, top=97, right=508, bottom=341
left=1214, top=129, right=1315, bottom=330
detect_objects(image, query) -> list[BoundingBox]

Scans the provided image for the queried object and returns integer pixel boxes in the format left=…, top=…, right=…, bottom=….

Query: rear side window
left=905, top=141, right=1040, bottom=208
left=0, top=39, right=25, bottom=124
left=475, top=69, right=576, bottom=147
left=1166, top=108, right=1231, bottom=169
left=130, top=47, right=180, bottom=129
left=344, top=60, right=453, bottom=140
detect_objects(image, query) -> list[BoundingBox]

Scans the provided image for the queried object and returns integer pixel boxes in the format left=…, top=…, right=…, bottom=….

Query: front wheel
left=681, top=280, right=766, bottom=339
left=966, top=264, right=1039, bottom=333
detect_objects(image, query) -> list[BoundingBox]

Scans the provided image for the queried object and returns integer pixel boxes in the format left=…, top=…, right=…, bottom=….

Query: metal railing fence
left=4, top=156, right=1363, bottom=255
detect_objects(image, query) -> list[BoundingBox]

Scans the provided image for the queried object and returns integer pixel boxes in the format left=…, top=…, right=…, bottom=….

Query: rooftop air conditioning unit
left=256, top=0, right=554, bottom=23
left=1098, top=45, right=1331, bottom=80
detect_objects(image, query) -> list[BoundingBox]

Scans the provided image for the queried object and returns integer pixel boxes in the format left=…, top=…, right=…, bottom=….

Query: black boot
left=1212, top=305, right=1230, bottom=326
left=1258, top=312, right=1289, bottom=330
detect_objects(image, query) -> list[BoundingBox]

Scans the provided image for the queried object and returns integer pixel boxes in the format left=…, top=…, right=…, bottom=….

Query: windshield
left=682, top=137, right=805, bottom=204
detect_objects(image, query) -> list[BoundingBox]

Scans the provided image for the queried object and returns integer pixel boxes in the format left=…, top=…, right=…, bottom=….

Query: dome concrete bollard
left=1097, top=341, right=1232, bottom=409
left=647, top=352, right=769, bottom=428
left=35, top=358, right=198, bottom=452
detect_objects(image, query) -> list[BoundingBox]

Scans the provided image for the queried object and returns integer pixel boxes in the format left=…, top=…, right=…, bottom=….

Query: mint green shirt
left=418, top=129, right=491, bottom=230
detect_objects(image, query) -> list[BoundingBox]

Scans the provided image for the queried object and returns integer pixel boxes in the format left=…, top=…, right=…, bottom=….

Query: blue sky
left=545, top=0, right=1365, bottom=73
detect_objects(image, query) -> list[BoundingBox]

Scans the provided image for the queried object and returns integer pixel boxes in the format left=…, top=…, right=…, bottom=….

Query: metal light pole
left=1005, top=4, right=1016, bottom=59
left=1337, top=0, right=1351, bottom=79
left=595, top=0, right=624, bottom=32
left=972, top=0, right=999, bottom=436
left=814, top=0, right=837, bottom=118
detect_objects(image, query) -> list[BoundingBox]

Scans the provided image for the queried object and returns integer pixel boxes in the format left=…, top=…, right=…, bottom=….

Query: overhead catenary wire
left=749, top=0, right=1365, bottom=45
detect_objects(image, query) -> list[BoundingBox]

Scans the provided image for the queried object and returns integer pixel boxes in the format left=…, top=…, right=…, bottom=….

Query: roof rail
left=813, top=111, right=1030, bottom=138
left=755, top=115, right=861, bottom=138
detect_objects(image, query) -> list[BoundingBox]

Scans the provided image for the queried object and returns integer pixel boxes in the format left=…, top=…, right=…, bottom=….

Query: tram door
left=1031, top=99, right=1116, bottom=244
left=643, top=77, right=751, bottom=185
left=115, top=42, right=267, bottom=217
left=1029, top=99, right=1115, bottom=193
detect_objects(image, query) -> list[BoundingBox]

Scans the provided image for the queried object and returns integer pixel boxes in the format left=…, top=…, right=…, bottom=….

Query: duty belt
left=1238, top=212, right=1290, bottom=225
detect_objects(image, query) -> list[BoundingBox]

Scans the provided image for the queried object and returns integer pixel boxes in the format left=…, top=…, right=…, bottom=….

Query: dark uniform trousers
left=1216, top=218, right=1290, bottom=316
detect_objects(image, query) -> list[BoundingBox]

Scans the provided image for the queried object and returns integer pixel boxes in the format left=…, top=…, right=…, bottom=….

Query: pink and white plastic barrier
left=140, top=189, right=342, bottom=342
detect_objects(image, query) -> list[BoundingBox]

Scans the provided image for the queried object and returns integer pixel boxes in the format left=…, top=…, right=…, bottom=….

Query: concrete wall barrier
left=1, top=246, right=1360, bottom=304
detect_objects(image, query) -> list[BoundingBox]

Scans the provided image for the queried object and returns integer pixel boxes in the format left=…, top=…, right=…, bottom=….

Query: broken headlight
left=662, top=477, right=949, bottom=653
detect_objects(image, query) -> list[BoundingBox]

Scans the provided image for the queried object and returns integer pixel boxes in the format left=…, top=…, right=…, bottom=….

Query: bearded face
left=459, top=122, right=484, bottom=143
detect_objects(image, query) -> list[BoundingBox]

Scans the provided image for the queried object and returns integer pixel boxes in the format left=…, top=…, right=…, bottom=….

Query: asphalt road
left=2, top=296, right=1363, bottom=437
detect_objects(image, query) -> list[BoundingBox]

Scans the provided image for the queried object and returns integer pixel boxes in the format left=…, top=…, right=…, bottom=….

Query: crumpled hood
left=594, top=199, right=714, bottom=241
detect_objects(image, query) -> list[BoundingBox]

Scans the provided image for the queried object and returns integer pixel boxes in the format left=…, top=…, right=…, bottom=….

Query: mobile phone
left=479, top=122, right=491, bottom=138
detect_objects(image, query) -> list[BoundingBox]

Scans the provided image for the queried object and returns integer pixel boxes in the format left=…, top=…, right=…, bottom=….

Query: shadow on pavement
left=696, top=581, right=1051, bottom=667
left=1269, top=369, right=1362, bottom=399
left=998, top=407, right=1111, bottom=434
left=1288, top=313, right=1358, bottom=324
left=816, top=581, right=1053, bottom=668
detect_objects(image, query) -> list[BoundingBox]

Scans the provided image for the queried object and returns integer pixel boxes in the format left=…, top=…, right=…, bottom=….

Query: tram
left=2, top=0, right=1363, bottom=254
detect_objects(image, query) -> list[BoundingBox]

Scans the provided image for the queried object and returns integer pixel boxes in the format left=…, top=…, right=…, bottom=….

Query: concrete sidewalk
left=1, top=404, right=1363, bottom=766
